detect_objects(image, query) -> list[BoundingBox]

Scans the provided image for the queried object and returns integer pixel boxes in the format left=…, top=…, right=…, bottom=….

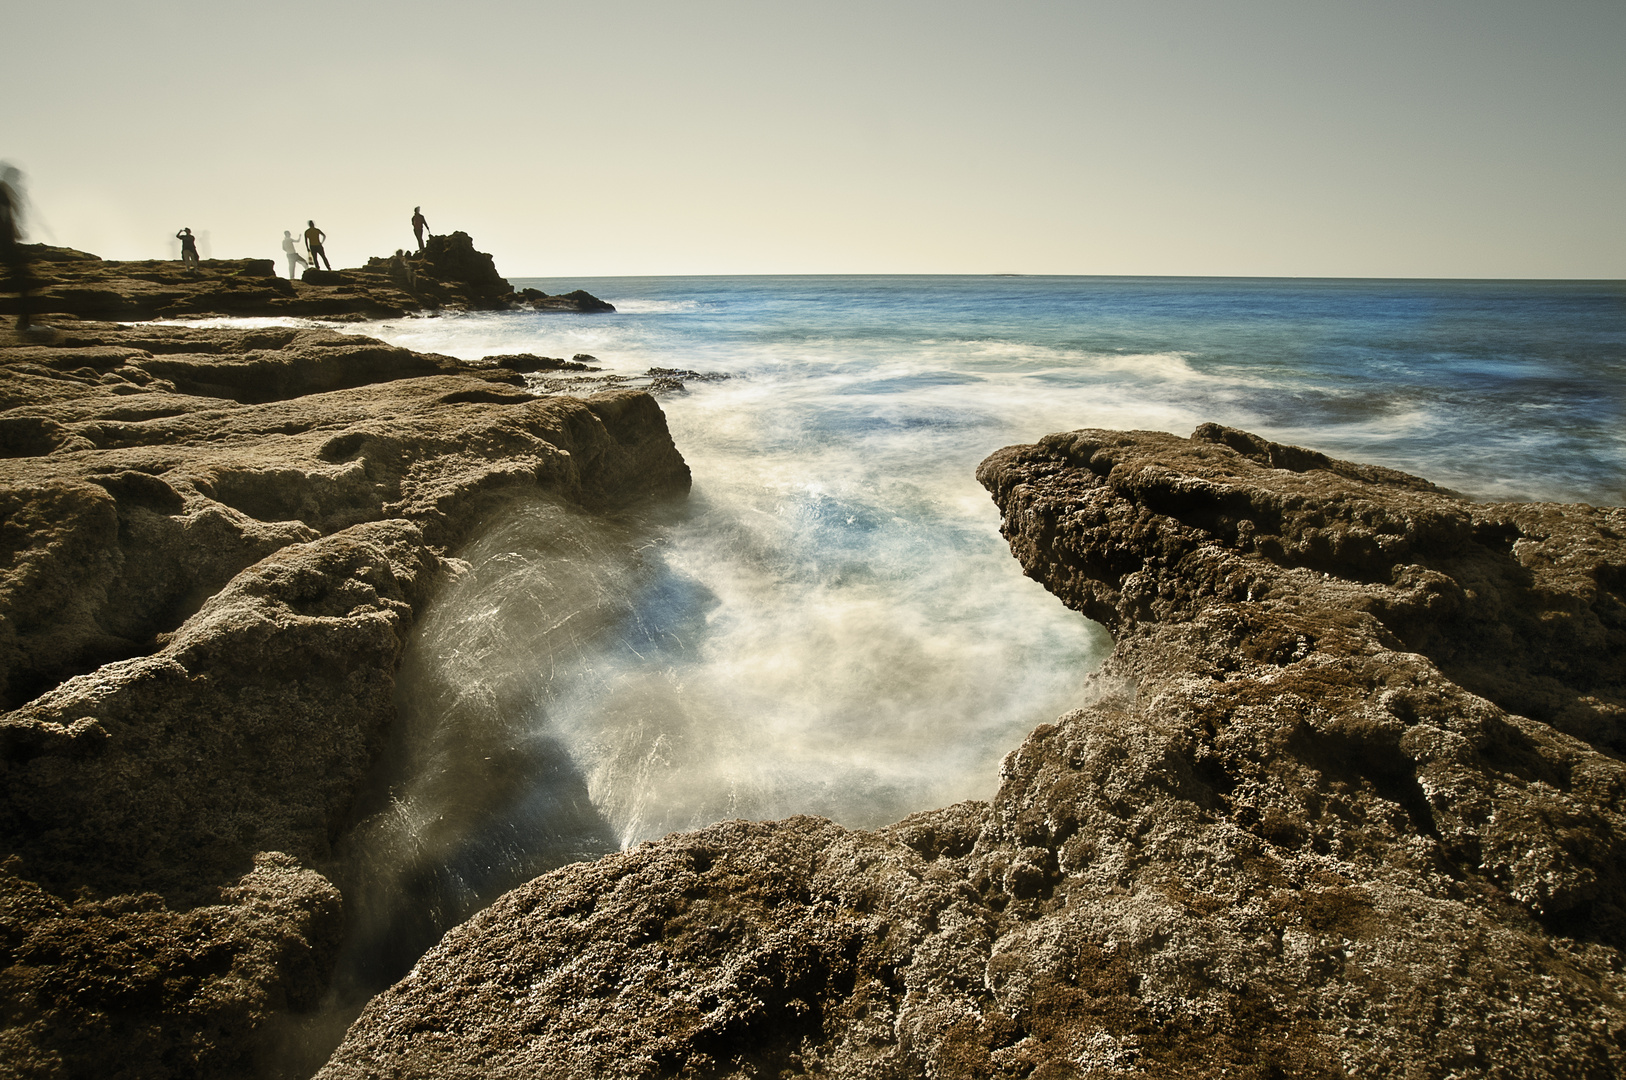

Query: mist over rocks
left=322, top=425, right=1625, bottom=1079
left=0, top=319, right=689, bottom=1077
left=0, top=232, right=614, bottom=321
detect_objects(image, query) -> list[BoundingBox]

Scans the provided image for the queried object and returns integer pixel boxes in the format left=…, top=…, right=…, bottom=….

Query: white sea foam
left=605, top=298, right=706, bottom=314
left=149, top=316, right=316, bottom=329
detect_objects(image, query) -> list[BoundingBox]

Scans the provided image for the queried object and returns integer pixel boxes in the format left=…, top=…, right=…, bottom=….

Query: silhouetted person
left=281, top=230, right=308, bottom=278
left=1, top=163, right=34, bottom=332
left=176, top=227, right=200, bottom=268
left=411, top=206, right=429, bottom=253
left=304, top=220, right=331, bottom=270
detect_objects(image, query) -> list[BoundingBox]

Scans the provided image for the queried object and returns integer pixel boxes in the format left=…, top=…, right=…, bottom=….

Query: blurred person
left=281, top=229, right=308, bottom=278
left=1, top=163, right=34, bottom=332
left=388, top=248, right=417, bottom=292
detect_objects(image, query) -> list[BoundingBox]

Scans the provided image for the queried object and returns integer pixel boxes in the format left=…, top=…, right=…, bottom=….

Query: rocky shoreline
left=2, top=258, right=1623, bottom=1078
left=318, top=427, right=1624, bottom=1078
left=0, top=262, right=684, bottom=1077
left=0, top=231, right=614, bottom=323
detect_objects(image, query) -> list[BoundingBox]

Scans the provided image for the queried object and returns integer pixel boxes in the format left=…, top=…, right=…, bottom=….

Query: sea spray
left=335, top=466, right=1105, bottom=985
left=330, top=501, right=639, bottom=988
left=306, top=460, right=1104, bottom=1042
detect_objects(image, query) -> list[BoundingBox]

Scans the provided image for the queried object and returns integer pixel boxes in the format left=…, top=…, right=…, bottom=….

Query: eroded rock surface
left=0, top=321, right=688, bottom=1078
left=322, top=425, right=1624, bottom=1079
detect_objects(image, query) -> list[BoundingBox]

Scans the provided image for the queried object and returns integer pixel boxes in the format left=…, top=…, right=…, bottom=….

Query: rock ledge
left=0, top=317, right=687, bottom=1078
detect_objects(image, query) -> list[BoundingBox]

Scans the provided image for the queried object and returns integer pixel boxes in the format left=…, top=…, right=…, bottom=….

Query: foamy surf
left=314, top=272, right=1623, bottom=1004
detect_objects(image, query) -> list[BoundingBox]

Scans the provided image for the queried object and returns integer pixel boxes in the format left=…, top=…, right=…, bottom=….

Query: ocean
left=305, top=274, right=1623, bottom=1003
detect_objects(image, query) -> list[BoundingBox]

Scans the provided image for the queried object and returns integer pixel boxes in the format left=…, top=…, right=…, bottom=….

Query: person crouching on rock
left=411, top=206, right=429, bottom=253
left=176, top=227, right=200, bottom=268
left=281, top=230, right=308, bottom=278
left=304, top=220, right=331, bottom=271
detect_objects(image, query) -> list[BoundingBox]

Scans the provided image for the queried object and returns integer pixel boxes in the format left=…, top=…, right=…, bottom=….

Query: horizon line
left=505, top=270, right=1626, bottom=285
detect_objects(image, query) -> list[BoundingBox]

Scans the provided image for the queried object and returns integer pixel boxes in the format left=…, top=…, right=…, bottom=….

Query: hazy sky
left=4, top=0, right=1622, bottom=277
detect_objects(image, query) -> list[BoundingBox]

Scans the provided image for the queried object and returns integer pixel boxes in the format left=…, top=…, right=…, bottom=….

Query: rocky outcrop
left=0, top=234, right=613, bottom=321
left=0, top=321, right=688, bottom=1077
left=515, top=288, right=616, bottom=314
left=362, top=232, right=614, bottom=313
left=321, top=425, right=1624, bottom=1079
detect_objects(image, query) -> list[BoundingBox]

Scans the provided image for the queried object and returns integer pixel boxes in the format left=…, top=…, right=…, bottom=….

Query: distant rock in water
left=484, top=352, right=598, bottom=372
left=516, top=286, right=616, bottom=313
left=319, top=425, right=1625, bottom=1079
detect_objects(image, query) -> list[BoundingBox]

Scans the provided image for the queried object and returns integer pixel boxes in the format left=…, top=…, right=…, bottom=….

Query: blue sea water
left=316, top=275, right=1624, bottom=997
left=517, top=275, right=1626, bottom=502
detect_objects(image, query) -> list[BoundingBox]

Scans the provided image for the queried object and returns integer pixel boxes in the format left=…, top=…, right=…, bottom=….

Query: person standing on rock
left=411, top=206, right=429, bottom=253
left=281, top=230, right=308, bottom=278
left=176, top=228, right=200, bottom=268
left=304, top=220, right=331, bottom=271
left=2, top=164, right=35, bottom=331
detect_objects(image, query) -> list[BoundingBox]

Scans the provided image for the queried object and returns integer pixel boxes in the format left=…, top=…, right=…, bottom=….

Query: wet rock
left=323, top=425, right=1625, bottom=1079
left=484, top=353, right=597, bottom=373
left=515, top=288, right=616, bottom=313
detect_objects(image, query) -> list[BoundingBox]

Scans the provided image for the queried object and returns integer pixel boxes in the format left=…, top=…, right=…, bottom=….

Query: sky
left=3, top=0, right=1623, bottom=278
